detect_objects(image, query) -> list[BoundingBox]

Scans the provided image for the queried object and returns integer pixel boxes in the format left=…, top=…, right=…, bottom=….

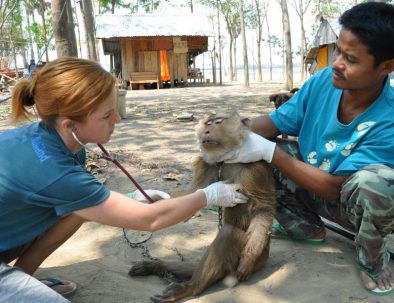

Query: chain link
left=122, top=228, right=157, bottom=260
left=123, top=161, right=226, bottom=256
left=218, top=206, right=223, bottom=229
left=216, top=162, right=224, bottom=230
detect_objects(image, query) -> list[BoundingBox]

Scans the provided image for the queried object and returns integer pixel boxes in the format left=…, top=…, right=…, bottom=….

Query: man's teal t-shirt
left=0, top=122, right=110, bottom=252
left=270, top=67, right=394, bottom=175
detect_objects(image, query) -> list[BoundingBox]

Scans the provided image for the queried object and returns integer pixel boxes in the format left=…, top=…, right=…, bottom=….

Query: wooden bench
left=187, top=75, right=204, bottom=84
left=129, top=72, right=159, bottom=90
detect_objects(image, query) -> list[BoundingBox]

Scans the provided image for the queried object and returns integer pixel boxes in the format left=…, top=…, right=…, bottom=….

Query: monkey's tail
left=222, top=275, right=239, bottom=288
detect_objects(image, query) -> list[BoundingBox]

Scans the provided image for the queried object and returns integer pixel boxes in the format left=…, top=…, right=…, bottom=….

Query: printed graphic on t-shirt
left=325, top=140, right=339, bottom=152
left=356, top=121, right=375, bottom=137
left=340, top=142, right=356, bottom=156
left=306, top=120, right=377, bottom=171
left=319, top=158, right=331, bottom=171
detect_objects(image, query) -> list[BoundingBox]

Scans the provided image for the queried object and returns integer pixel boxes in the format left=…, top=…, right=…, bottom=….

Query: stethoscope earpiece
left=71, top=129, right=84, bottom=147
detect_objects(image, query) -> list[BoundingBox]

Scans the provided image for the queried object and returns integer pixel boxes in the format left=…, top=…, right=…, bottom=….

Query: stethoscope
left=71, top=129, right=154, bottom=203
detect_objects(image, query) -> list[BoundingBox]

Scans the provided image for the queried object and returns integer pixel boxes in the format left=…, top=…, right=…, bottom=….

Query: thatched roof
left=305, top=18, right=341, bottom=64
left=96, top=14, right=215, bottom=39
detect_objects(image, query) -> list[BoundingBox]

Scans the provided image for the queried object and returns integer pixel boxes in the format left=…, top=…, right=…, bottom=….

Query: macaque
left=128, top=111, right=276, bottom=303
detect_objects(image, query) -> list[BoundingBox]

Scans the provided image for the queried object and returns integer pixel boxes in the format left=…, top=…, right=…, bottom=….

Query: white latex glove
left=197, top=181, right=249, bottom=208
left=129, top=189, right=170, bottom=203
left=225, top=131, right=276, bottom=163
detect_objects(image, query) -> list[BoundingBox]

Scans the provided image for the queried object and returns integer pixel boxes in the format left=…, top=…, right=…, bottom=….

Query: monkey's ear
left=203, top=113, right=215, bottom=123
left=241, top=117, right=252, bottom=128
left=227, top=111, right=242, bottom=125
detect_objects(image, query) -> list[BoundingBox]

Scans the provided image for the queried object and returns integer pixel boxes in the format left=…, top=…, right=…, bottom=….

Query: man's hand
left=197, top=181, right=249, bottom=207
left=224, top=131, right=276, bottom=163
left=129, top=189, right=170, bottom=203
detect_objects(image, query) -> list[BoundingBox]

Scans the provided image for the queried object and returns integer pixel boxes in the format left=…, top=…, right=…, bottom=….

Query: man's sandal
left=271, top=222, right=325, bottom=245
left=358, top=268, right=394, bottom=296
left=40, top=277, right=77, bottom=297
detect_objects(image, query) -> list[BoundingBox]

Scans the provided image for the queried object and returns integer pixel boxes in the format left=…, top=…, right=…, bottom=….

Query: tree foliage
left=97, top=0, right=168, bottom=14
left=311, top=0, right=352, bottom=17
left=0, top=2, right=27, bottom=66
left=26, top=5, right=54, bottom=59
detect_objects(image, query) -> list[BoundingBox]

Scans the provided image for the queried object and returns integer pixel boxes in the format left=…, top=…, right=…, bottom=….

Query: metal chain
left=216, top=162, right=224, bottom=230
left=89, top=144, right=157, bottom=260
left=218, top=207, right=223, bottom=229
left=122, top=228, right=157, bottom=260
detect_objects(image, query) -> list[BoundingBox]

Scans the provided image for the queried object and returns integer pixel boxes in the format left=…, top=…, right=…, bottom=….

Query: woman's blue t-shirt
left=270, top=67, right=394, bottom=175
left=0, top=122, right=110, bottom=251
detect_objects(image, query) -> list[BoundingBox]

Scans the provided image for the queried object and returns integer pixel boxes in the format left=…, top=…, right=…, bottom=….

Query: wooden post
left=157, top=51, right=161, bottom=89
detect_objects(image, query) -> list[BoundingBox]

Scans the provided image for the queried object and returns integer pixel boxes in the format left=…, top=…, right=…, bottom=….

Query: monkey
left=269, top=87, right=299, bottom=109
left=128, top=111, right=276, bottom=303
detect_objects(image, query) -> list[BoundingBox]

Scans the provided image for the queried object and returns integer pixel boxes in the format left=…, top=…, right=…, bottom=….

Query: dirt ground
left=0, top=81, right=393, bottom=303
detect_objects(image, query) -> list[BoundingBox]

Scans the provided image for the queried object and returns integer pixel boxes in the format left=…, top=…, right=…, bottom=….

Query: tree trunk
left=40, top=0, right=49, bottom=62
left=233, top=38, right=237, bottom=81
left=31, top=11, right=40, bottom=60
left=80, top=0, right=98, bottom=61
left=74, top=2, right=83, bottom=57
left=282, top=32, right=285, bottom=80
left=291, top=0, right=311, bottom=81
left=111, top=0, right=115, bottom=14
left=211, top=23, right=217, bottom=84
left=280, top=0, right=293, bottom=90
left=216, top=0, right=222, bottom=85
left=299, top=1, right=306, bottom=80
left=254, top=0, right=265, bottom=82
left=229, top=37, right=234, bottom=81
left=265, top=16, right=273, bottom=80
left=224, top=15, right=235, bottom=82
left=16, top=14, right=28, bottom=68
left=51, top=0, right=78, bottom=58
left=256, top=35, right=262, bottom=82
left=25, top=6, right=35, bottom=61
left=10, top=26, right=18, bottom=76
left=239, top=0, right=249, bottom=87
left=300, top=11, right=306, bottom=80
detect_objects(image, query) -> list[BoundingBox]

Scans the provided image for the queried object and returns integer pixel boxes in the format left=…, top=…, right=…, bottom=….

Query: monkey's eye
left=206, top=120, right=212, bottom=125
left=214, top=118, right=223, bottom=124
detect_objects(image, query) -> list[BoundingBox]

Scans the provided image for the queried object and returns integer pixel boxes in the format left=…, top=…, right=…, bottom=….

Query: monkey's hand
left=197, top=182, right=248, bottom=207
left=224, top=132, right=276, bottom=163
left=129, top=189, right=170, bottom=203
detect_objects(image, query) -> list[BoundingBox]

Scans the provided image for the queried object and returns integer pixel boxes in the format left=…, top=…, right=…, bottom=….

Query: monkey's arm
left=171, top=157, right=218, bottom=202
left=171, top=157, right=216, bottom=197
left=188, top=157, right=218, bottom=191
left=236, top=211, right=272, bottom=280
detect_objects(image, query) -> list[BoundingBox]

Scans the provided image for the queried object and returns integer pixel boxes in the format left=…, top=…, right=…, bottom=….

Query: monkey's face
left=195, top=112, right=247, bottom=164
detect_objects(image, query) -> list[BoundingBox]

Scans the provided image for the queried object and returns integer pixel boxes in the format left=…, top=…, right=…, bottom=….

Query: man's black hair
left=339, top=2, right=394, bottom=67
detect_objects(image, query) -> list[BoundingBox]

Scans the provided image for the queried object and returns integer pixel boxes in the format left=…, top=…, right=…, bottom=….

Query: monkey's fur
left=128, top=111, right=276, bottom=303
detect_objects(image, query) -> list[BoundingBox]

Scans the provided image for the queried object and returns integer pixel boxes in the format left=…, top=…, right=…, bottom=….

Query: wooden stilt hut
left=305, top=17, right=341, bottom=75
left=96, top=14, right=214, bottom=89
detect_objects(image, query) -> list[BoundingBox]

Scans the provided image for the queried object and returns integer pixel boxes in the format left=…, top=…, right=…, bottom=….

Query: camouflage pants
left=273, top=139, right=394, bottom=275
